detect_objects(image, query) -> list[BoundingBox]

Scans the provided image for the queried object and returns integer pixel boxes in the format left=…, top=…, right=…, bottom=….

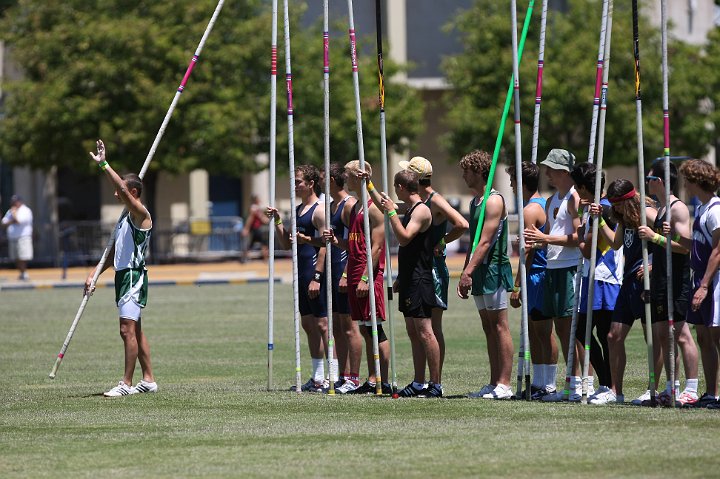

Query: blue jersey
left=296, top=201, right=320, bottom=271
left=527, top=197, right=547, bottom=274
left=330, top=197, right=349, bottom=272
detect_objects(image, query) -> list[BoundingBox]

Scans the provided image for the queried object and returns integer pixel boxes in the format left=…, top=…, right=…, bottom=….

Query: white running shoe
left=587, top=384, right=596, bottom=398
left=589, top=389, right=617, bottom=405
left=468, top=384, right=494, bottom=398
left=104, top=381, right=133, bottom=398
left=589, top=385, right=610, bottom=401
left=630, top=389, right=655, bottom=406
left=335, top=380, right=359, bottom=394
left=130, top=380, right=158, bottom=394
left=482, top=384, right=513, bottom=400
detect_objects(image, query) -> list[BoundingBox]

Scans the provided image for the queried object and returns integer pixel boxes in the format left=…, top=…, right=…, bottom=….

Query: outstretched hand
left=89, top=140, right=106, bottom=165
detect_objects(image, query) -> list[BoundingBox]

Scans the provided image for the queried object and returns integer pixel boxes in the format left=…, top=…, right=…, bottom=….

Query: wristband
left=275, top=217, right=283, bottom=225
left=439, top=238, right=446, bottom=248
left=598, top=217, right=606, bottom=228
left=577, top=206, right=584, bottom=217
left=313, top=271, right=322, bottom=282
left=672, top=233, right=681, bottom=242
left=367, top=181, right=376, bottom=193
left=342, top=272, right=348, bottom=278
left=513, top=286, right=520, bottom=293
left=360, top=275, right=369, bottom=283
left=98, top=161, right=109, bottom=171
left=387, top=210, right=397, bottom=218
left=652, top=233, right=667, bottom=246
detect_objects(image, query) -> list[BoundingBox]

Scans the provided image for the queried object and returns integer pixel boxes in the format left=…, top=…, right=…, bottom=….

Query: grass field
left=2, top=283, right=720, bottom=478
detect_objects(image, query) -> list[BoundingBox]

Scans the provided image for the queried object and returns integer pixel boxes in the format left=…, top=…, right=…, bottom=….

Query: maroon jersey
left=347, top=200, right=386, bottom=322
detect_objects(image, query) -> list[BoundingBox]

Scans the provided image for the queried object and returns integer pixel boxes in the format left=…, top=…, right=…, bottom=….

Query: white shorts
left=118, top=299, right=142, bottom=321
left=9, top=236, right=33, bottom=261
left=473, top=288, right=508, bottom=311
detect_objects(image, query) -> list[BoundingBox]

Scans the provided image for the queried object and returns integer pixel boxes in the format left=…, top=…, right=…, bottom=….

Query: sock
left=587, top=376, right=595, bottom=388
left=532, top=364, right=542, bottom=388
left=571, top=376, right=581, bottom=390
left=312, top=358, right=324, bottom=383
left=412, top=381, right=426, bottom=390
left=674, top=380, right=681, bottom=393
left=547, top=364, right=558, bottom=390
left=328, top=358, right=339, bottom=382
left=665, top=380, right=673, bottom=393
left=349, top=374, right=360, bottom=385
left=686, top=379, right=699, bottom=394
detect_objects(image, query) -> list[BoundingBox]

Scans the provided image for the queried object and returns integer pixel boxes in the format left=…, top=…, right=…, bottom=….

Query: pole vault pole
left=660, top=0, right=676, bottom=408
left=374, top=0, right=397, bottom=392
left=267, top=0, right=278, bottom=391
left=283, top=0, right=303, bottom=393
left=510, top=0, right=531, bottom=400
left=322, top=0, right=337, bottom=395
left=348, top=0, right=383, bottom=395
left=582, top=0, right=613, bottom=404
left=49, top=0, right=226, bottom=379
left=470, top=0, right=535, bottom=253
left=632, top=0, right=656, bottom=407
left=530, top=0, right=548, bottom=165
left=560, top=0, right=609, bottom=402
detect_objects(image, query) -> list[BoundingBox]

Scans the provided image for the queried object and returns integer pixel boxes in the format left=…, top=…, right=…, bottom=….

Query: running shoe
left=541, top=390, right=566, bottom=402
left=381, top=383, right=393, bottom=395
left=482, top=384, right=513, bottom=400
left=589, top=389, right=616, bottom=405
left=348, top=380, right=378, bottom=395
left=694, top=392, right=719, bottom=408
left=657, top=390, right=678, bottom=407
left=294, top=378, right=327, bottom=392
left=104, top=381, right=133, bottom=398
left=335, top=380, right=359, bottom=394
left=677, top=390, right=699, bottom=407
left=130, top=380, right=158, bottom=394
left=419, top=383, right=443, bottom=398
left=589, top=385, right=611, bottom=401
left=530, top=387, right=554, bottom=401
left=630, top=389, right=653, bottom=406
left=468, top=384, right=494, bottom=399
left=398, top=382, right=427, bottom=398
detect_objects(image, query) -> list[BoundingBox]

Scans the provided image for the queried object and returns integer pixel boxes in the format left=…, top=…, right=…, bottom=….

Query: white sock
left=328, top=358, right=339, bottom=382
left=547, top=364, right=558, bottom=390
left=686, top=379, right=699, bottom=394
left=312, top=358, right=324, bottom=383
left=532, top=364, right=543, bottom=387
left=571, top=376, right=581, bottom=390
left=587, top=376, right=595, bottom=388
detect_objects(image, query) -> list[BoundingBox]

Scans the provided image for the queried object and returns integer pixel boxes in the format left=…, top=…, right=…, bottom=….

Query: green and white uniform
left=114, top=211, right=151, bottom=314
left=425, top=192, right=449, bottom=310
left=468, top=190, right=514, bottom=297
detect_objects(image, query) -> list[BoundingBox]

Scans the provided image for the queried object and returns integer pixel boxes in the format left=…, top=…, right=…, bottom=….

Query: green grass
left=2, top=283, right=720, bottom=478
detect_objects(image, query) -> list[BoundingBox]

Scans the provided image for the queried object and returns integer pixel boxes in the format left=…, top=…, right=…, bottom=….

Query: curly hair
left=296, top=164, right=321, bottom=196
left=679, top=159, right=720, bottom=193
left=506, top=161, right=540, bottom=193
left=607, top=178, right=641, bottom=228
left=459, top=150, right=492, bottom=181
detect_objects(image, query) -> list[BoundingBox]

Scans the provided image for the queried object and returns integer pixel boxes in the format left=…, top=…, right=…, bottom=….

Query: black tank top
left=398, top=202, right=433, bottom=288
left=622, top=226, right=643, bottom=279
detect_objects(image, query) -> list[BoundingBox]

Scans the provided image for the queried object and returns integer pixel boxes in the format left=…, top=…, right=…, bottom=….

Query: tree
left=443, top=0, right=712, bottom=167
left=702, top=24, right=720, bottom=164
left=0, top=0, right=422, bottom=178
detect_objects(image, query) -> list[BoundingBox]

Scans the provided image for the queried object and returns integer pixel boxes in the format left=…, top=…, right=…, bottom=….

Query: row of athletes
left=264, top=148, right=720, bottom=405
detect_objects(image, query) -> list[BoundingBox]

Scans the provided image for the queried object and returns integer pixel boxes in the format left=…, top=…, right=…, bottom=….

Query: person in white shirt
left=2, top=194, right=33, bottom=280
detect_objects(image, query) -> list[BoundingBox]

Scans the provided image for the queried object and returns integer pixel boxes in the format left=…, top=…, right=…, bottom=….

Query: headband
left=608, top=189, right=637, bottom=204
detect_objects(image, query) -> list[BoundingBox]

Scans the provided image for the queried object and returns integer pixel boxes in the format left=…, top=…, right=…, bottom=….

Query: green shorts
left=541, top=266, right=576, bottom=319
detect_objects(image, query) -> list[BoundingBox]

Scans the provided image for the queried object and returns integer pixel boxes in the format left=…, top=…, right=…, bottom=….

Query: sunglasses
left=645, top=175, right=660, bottom=182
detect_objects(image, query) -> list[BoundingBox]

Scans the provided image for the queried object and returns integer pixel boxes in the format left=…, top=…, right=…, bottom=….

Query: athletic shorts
left=432, top=257, right=449, bottom=310
left=348, top=274, right=386, bottom=323
left=542, top=266, right=576, bottom=318
left=9, top=236, right=33, bottom=262
left=686, top=279, right=720, bottom=328
left=530, top=307, right=551, bottom=322
left=527, top=270, right=545, bottom=314
left=331, top=266, right=349, bottom=315
left=579, top=278, right=619, bottom=312
left=650, top=288, right=688, bottom=324
left=611, top=277, right=645, bottom=325
left=399, top=278, right=435, bottom=319
left=118, top=299, right=142, bottom=321
left=473, top=287, right=508, bottom=311
left=298, top=274, right=327, bottom=318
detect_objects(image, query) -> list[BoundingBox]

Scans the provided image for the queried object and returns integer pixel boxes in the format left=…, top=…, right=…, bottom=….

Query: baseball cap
left=540, top=149, right=576, bottom=172
left=10, top=194, right=22, bottom=204
left=398, top=156, right=433, bottom=179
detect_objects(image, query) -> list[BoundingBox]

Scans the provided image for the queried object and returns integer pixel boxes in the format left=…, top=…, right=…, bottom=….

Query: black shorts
left=650, top=294, right=688, bottom=324
left=530, top=307, right=551, bottom=322
left=611, top=278, right=645, bottom=326
left=398, top=278, right=435, bottom=319
left=331, top=266, right=349, bottom=315
left=298, top=273, right=327, bottom=318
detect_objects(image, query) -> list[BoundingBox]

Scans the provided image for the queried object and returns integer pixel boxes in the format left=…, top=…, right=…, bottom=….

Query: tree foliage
left=0, top=0, right=422, bottom=177
left=443, top=0, right=712, bottom=167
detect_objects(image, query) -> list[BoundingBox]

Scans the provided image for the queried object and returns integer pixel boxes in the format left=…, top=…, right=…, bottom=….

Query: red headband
left=608, top=189, right=637, bottom=204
